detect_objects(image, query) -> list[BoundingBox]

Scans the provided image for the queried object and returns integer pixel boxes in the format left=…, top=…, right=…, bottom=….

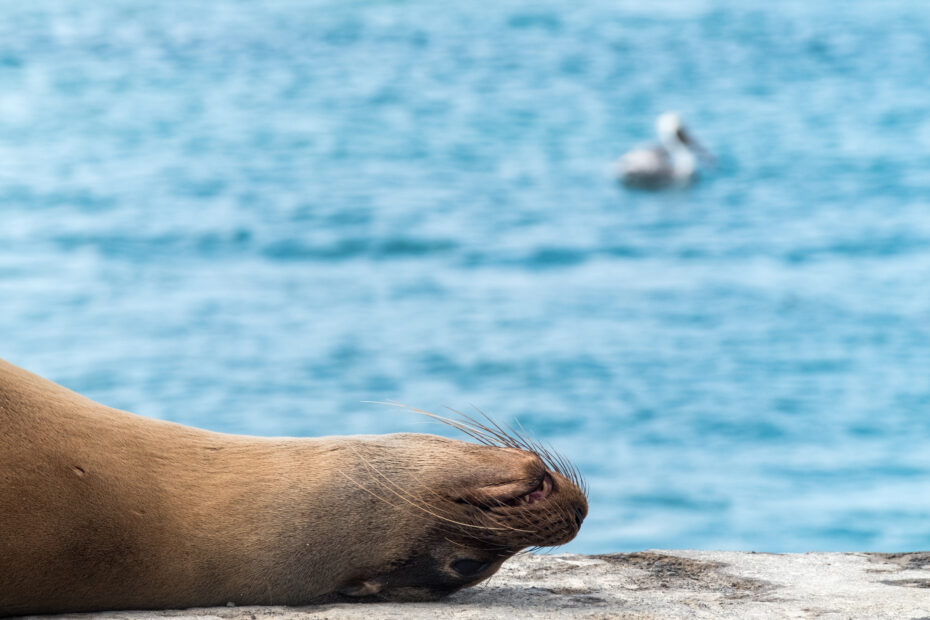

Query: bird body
left=616, top=113, right=711, bottom=189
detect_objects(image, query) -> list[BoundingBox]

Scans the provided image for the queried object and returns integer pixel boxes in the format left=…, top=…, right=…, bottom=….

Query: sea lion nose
left=573, top=506, right=585, bottom=528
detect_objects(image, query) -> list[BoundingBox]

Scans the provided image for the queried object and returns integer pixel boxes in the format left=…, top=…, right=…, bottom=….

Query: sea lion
left=0, top=358, right=587, bottom=615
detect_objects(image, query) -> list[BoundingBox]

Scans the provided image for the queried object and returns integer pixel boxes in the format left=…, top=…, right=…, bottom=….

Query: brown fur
left=0, top=359, right=587, bottom=615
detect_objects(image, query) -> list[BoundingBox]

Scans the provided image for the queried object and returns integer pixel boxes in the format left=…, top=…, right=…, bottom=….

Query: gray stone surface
left=36, top=551, right=930, bottom=619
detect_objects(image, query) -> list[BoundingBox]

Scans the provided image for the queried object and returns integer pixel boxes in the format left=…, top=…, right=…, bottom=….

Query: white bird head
left=655, top=111, right=714, bottom=164
left=656, top=112, right=685, bottom=148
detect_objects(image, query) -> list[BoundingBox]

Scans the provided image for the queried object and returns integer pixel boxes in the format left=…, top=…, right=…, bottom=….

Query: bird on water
left=615, top=112, right=714, bottom=189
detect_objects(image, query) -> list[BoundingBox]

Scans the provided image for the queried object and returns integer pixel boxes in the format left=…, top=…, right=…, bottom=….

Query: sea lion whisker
left=369, top=401, right=510, bottom=450
left=472, top=406, right=538, bottom=453
left=419, top=408, right=504, bottom=448
left=338, top=450, right=480, bottom=528
left=384, top=482, right=534, bottom=540
left=395, top=401, right=588, bottom=501
left=501, top=417, right=587, bottom=494
left=442, top=537, right=471, bottom=549
left=345, top=445, right=525, bottom=534
left=453, top=407, right=587, bottom=495
left=336, top=469, right=412, bottom=514
left=365, top=402, right=574, bottom=498
left=452, top=407, right=563, bottom=475
left=352, top=463, right=501, bottom=533
left=476, top=509, right=537, bottom=533
left=348, top=458, right=467, bottom=525
left=369, top=403, right=527, bottom=466
left=451, top=406, right=524, bottom=450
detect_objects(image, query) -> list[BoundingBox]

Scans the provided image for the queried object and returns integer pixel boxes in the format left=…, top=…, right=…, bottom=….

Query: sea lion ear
left=338, top=579, right=382, bottom=597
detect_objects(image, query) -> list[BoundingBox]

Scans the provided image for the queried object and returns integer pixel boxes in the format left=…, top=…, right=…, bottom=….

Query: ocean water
left=2, top=1, right=930, bottom=554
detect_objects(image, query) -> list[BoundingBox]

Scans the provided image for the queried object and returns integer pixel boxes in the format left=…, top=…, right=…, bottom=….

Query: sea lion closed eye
left=0, top=358, right=587, bottom=615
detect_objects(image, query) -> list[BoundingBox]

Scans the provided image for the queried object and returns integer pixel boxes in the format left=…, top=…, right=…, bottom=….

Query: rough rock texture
left=35, top=551, right=930, bottom=620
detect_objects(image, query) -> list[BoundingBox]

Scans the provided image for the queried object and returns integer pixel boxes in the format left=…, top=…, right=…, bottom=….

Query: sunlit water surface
left=2, top=1, right=930, bottom=552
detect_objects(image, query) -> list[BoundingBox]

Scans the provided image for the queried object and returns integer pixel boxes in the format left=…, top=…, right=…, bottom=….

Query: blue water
left=3, top=1, right=930, bottom=554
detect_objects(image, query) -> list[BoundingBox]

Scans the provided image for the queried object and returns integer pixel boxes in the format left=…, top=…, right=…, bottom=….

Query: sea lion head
left=332, top=412, right=588, bottom=602
left=0, top=359, right=588, bottom=614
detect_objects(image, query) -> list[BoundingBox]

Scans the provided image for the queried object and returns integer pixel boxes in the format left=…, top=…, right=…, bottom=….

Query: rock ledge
left=41, top=551, right=930, bottom=620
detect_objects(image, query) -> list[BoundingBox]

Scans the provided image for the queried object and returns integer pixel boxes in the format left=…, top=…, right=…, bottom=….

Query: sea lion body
left=0, top=359, right=587, bottom=615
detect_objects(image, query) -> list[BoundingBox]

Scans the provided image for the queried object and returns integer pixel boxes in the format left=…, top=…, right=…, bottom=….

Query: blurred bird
left=615, top=112, right=714, bottom=189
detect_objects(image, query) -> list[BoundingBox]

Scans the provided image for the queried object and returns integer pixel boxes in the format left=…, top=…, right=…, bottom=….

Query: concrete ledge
left=42, top=551, right=930, bottom=619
